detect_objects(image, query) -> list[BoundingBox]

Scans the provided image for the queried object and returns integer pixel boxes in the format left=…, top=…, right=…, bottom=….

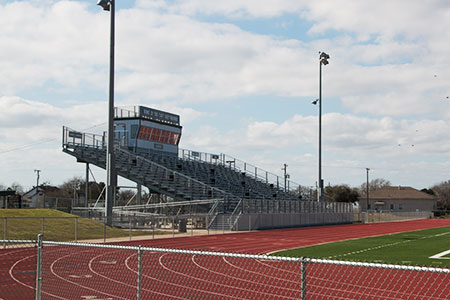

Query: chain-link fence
left=355, top=211, right=433, bottom=223
left=0, top=215, right=224, bottom=244
left=0, top=239, right=38, bottom=300
left=1, top=236, right=449, bottom=300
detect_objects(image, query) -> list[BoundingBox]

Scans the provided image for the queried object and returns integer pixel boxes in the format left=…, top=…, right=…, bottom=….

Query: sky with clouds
left=0, top=0, right=449, bottom=191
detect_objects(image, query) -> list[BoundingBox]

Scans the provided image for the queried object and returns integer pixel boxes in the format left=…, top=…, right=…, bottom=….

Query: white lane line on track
left=126, top=252, right=234, bottom=299
left=222, top=256, right=298, bottom=285
left=254, top=257, right=442, bottom=300
left=189, top=255, right=299, bottom=299
left=50, top=249, right=129, bottom=300
left=156, top=253, right=245, bottom=300
left=90, top=249, right=189, bottom=300
left=0, top=248, right=31, bottom=257
left=122, top=252, right=189, bottom=299
left=9, top=251, right=68, bottom=300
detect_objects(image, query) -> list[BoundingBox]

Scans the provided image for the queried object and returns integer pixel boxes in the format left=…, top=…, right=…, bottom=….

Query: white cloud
left=180, top=111, right=450, bottom=187
left=2, top=0, right=450, bottom=190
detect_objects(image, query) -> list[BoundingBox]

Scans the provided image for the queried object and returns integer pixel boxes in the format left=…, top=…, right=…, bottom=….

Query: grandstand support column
left=85, top=163, right=89, bottom=207
left=97, top=0, right=116, bottom=226
left=136, top=184, right=142, bottom=205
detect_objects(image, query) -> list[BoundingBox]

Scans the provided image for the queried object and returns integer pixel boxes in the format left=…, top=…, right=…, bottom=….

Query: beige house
left=360, top=186, right=437, bottom=212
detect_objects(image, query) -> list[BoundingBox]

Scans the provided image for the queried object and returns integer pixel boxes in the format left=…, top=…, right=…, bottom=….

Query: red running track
left=1, top=218, right=449, bottom=299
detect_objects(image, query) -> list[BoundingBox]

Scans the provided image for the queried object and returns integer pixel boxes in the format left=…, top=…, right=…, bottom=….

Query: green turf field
left=273, top=226, right=450, bottom=267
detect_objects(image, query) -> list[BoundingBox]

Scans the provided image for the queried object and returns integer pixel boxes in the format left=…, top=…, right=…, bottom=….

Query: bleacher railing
left=179, top=148, right=314, bottom=199
left=63, top=126, right=313, bottom=201
left=62, top=126, right=238, bottom=203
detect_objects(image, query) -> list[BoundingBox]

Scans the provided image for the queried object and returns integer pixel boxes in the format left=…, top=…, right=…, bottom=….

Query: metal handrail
left=179, top=148, right=305, bottom=194
left=229, top=198, right=243, bottom=231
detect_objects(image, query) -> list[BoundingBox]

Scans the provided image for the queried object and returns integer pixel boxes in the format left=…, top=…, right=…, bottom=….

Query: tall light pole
left=312, top=52, right=330, bottom=202
left=97, top=0, right=116, bottom=226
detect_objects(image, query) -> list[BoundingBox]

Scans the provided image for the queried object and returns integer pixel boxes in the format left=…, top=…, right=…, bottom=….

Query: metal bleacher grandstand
left=62, top=106, right=315, bottom=230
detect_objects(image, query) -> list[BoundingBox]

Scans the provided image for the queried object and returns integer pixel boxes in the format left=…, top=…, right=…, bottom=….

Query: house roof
left=23, top=185, right=60, bottom=197
left=369, top=186, right=435, bottom=200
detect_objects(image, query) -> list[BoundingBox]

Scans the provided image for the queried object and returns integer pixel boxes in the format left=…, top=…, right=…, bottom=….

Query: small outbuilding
left=360, top=186, right=436, bottom=212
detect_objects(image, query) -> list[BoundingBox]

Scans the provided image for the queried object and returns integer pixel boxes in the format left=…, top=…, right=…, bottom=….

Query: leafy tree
left=325, top=185, right=360, bottom=203
left=430, top=181, right=450, bottom=210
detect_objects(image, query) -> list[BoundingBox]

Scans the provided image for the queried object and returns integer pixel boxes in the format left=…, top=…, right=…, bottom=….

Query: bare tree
left=116, top=189, right=136, bottom=206
left=9, top=182, right=24, bottom=195
left=360, top=178, right=391, bottom=193
left=431, top=180, right=450, bottom=210
left=59, top=176, right=84, bottom=197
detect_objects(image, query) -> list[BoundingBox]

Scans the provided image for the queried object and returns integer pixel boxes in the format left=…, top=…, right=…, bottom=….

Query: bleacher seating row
left=63, top=143, right=300, bottom=214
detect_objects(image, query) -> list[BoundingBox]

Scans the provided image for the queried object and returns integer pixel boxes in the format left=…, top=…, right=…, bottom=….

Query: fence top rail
left=41, top=240, right=302, bottom=262
left=0, top=216, right=80, bottom=220
left=0, top=239, right=37, bottom=244
left=306, top=258, right=450, bottom=273
left=36, top=240, right=450, bottom=274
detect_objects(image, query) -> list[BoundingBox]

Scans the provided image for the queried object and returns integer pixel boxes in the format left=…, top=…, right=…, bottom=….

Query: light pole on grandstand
left=97, top=0, right=116, bottom=226
left=312, top=52, right=330, bottom=202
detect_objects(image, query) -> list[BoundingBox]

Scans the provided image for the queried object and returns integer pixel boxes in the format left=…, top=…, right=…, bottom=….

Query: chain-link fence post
left=137, top=246, right=142, bottom=300
left=3, top=217, right=6, bottom=249
left=103, top=219, right=107, bottom=243
left=75, top=217, right=78, bottom=242
left=35, top=234, right=43, bottom=300
left=129, top=218, right=132, bottom=241
left=301, top=257, right=306, bottom=300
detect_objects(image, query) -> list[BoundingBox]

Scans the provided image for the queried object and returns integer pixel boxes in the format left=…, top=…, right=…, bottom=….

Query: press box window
left=130, top=125, right=138, bottom=139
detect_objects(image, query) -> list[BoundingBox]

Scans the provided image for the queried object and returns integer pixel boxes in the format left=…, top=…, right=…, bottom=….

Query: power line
left=0, top=122, right=106, bottom=155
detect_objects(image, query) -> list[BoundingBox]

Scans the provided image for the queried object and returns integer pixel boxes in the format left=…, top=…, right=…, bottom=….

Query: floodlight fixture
left=312, top=99, right=319, bottom=105
left=320, top=52, right=330, bottom=60
left=97, top=0, right=111, bottom=11
left=320, top=51, right=330, bottom=66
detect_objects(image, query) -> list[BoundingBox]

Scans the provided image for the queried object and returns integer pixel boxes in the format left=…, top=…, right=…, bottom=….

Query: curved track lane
left=2, top=219, right=449, bottom=299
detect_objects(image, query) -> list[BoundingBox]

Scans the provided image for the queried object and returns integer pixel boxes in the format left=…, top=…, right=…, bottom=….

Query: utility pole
left=366, top=168, right=370, bottom=211
left=34, top=169, right=41, bottom=189
left=282, top=164, right=290, bottom=192
left=34, top=169, right=41, bottom=208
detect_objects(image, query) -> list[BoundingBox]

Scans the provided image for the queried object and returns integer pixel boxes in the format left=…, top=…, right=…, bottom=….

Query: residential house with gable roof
left=360, top=186, right=437, bottom=212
